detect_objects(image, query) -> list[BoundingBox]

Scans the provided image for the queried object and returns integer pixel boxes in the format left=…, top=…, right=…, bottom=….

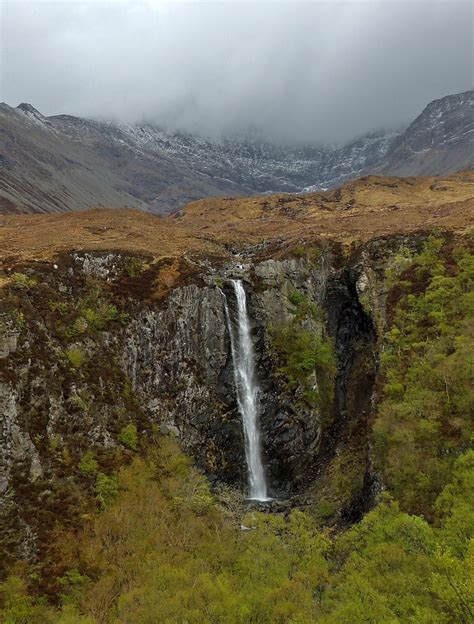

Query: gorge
left=0, top=171, right=473, bottom=621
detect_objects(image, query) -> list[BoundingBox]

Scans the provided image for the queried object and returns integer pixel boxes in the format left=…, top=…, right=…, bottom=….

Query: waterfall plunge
left=223, top=280, right=270, bottom=501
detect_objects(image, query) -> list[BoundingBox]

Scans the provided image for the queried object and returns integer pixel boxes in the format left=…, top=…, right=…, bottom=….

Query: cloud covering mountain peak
left=1, top=0, right=472, bottom=144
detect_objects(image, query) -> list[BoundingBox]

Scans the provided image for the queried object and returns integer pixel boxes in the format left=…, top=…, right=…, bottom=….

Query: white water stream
left=223, top=280, right=270, bottom=501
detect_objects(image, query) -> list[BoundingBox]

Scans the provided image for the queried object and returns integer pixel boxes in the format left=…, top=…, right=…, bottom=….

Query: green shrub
left=58, top=569, right=91, bottom=606
left=118, top=423, right=138, bottom=451
left=72, top=317, right=88, bottom=335
left=49, top=434, right=62, bottom=451
left=49, top=301, right=70, bottom=315
left=271, top=321, right=336, bottom=422
left=416, top=235, right=446, bottom=276
left=78, top=451, right=98, bottom=478
left=95, top=472, right=119, bottom=510
left=314, top=499, right=337, bottom=525
left=173, top=473, right=214, bottom=516
left=69, top=391, right=89, bottom=411
left=10, top=272, right=37, bottom=289
left=291, top=245, right=321, bottom=264
left=81, top=303, right=118, bottom=331
left=123, top=256, right=144, bottom=278
left=291, top=245, right=307, bottom=258
left=287, top=289, right=322, bottom=322
left=12, top=310, right=25, bottom=329
left=307, top=246, right=322, bottom=265
left=65, top=347, right=86, bottom=368
left=385, top=246, right=414, bottom=289
left=434, top=450, right=474, bottom=558
left=0, top=576, right=53, bottom=623
left=374, top=239, right=473, bottom=518
left=288, top=289, right=305, bottom=307
left=3, top=441, right=472, bottom=623
left=273, top=293, right=335, bottom=418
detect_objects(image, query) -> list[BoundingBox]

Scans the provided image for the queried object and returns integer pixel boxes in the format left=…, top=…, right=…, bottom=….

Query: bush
left=287, top=288, right=322, bottom=322
left=81, top=303, right=118, bottom=331
left=123, top=256, right=144, bottom=278
left=373, top=239, right=473, bottom=518
left=3, top=442, right=472, bottom=623
left=69, top=393, right=88, bottom=411
left=58, top=569, right=90, bottom=605
left=95, top=472, right=119, bottom=510
left=69, top=285, right=127, bottom=336
left=314, top=499, right=337, bottom=525
left=271, top=321, right=336, bottom=421
left=10, top=272, right=37, bottom=289
left=0, top=576, right=52, bottom=623
left=288, top=289, right=305, bottom=307
left=49, top=434, right=62, bottom=451
left=385, top=246, right=413, bottom=289
left=291, top=245, right=321, bottom=264
left=118, top=423, right=138, bottom=451
left=291, top=245, right=307, bottom=258
left=65, top=347, right=86, bottom=368
left=78, top=451, right=98, bottom=478
left=49, top=301, right=70, bottom=315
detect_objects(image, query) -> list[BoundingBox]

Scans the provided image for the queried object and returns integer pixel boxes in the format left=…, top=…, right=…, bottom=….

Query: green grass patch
left=10, top=272, right=37, bottom=289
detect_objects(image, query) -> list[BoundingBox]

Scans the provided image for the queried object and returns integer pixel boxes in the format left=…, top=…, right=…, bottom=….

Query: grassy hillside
left=1, top=172, right=473, bottom=263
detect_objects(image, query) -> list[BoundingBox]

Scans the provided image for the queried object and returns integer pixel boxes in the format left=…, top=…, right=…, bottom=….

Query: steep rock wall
left=0, top=235, right=429, bottom=568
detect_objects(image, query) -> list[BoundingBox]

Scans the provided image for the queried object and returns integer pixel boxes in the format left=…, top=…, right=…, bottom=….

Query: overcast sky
left=0, top=1, right=472, bottom=144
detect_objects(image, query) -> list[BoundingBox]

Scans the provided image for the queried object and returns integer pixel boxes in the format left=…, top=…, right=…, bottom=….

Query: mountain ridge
left=1, top=90, right=472, bottom=215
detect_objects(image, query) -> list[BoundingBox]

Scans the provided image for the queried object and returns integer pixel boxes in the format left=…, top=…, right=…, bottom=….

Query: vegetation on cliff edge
left=270, top=292, right=336, bottom=425
left=374, top=236, right=474, bottom=519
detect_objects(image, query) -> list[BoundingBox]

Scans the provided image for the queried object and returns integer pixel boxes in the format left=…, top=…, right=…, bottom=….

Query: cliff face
left=1, top=171, right=473, bottom=579
left=0, top=233, right=429, bottom=571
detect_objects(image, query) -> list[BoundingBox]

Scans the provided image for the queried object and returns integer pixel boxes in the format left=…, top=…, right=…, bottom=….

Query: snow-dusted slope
left=0, top=104, right=250, bottom=214
left=51, top=115, right=398, bottom=195
left=1, top=90, right=472, bottom=214
left=381, top=90, right=474, bottom=176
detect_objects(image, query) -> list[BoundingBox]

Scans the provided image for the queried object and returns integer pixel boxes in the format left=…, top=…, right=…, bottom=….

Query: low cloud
left=1, top=0, right=472, bottom=144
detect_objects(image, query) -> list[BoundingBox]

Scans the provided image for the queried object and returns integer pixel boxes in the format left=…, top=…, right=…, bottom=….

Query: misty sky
left=0, top=1, right=472, bottom=145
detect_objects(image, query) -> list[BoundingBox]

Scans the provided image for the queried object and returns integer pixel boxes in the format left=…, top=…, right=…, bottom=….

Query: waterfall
left=222, top=280, right=270, bottom=501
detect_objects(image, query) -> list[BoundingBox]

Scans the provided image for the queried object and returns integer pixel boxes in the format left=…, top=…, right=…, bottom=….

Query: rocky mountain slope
left=380, top=89, right=474, bottom=176
left=0, top=103, right=249, bottom=215
left=1, top=90, right=472, bottom=215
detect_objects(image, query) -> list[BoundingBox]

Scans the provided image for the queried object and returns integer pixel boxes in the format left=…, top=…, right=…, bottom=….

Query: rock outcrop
left=380, top=90, right=474, bottom=176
